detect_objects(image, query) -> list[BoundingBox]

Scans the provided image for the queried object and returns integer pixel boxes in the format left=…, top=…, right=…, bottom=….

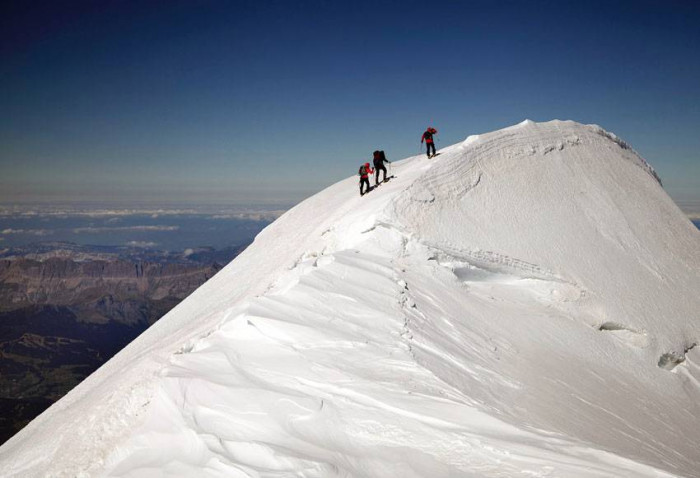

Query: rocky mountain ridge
left=0, top=257, right=221, bottom=322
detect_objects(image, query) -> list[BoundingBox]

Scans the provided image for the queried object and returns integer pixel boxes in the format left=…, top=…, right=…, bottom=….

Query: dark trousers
left=360, top=177, right=370, bottom=195
left=375, top=165, right=387, bottom=185
left=426, top=142, right=436, bottom=157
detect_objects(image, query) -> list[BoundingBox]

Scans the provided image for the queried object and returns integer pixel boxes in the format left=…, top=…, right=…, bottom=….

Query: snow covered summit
left=2, top=120, right=700, bottom=477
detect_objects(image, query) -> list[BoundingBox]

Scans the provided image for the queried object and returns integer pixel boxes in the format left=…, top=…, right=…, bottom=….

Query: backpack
left=379, top=150, right=387, bottom=161
left=358, top=165, right=366, bottom=176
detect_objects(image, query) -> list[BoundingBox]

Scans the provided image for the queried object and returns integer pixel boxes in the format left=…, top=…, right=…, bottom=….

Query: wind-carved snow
left=658, top=343, right=699, bottom=371
left=597, top=322, right=650, bottom=349
left=2, top=120, right=700, bottom=477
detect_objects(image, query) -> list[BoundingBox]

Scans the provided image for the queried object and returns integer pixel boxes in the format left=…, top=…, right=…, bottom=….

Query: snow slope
left=2, top=120, right=700, bottom=477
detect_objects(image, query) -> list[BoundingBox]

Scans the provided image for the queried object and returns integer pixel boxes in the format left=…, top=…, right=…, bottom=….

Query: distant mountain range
left=0, top=242, right=245, bottom=445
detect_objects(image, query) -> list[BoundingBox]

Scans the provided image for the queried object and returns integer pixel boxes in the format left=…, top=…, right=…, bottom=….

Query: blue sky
left=1, top=0, right=699, bottom=209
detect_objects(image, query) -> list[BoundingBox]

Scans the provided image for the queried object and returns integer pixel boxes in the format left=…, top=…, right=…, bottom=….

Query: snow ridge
left=1, top=120, right=699, bottom=478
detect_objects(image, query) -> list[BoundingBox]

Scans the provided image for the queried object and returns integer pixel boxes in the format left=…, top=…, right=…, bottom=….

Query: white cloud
left=73, top=225, right=180, bottom=234
left=126, top=241, right=158, bottom=248
left=1, top=228, right=53, bottom=236
left=209, top=210, right=286, bottom=221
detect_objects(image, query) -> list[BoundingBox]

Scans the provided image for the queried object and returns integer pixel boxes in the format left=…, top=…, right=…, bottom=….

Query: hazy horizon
left=1, top=186, right=699, bottom=218
left=0, top=203, right=284, bottom=252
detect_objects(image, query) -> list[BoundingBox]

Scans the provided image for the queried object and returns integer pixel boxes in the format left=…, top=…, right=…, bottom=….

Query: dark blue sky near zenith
left=1, top=0, right=699, bottom=209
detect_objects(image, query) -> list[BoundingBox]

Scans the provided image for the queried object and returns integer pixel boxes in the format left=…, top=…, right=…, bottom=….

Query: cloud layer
left=73, top=225, right=179, bottom=234
left=0, top=205, right=287, bottom=221
left=1, top=228, right=53, bottom=236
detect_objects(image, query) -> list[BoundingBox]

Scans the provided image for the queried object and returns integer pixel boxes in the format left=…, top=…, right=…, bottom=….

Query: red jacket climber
left=421, top=127, right=438, bottom=158
left=358, top=162, right=374, bottom=196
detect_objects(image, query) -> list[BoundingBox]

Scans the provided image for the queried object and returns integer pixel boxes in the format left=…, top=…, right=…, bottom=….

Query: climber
left=358, top=162, right=374, bottom=196
left=372, top=150, right=391, bottom=185
left=421, top=126, right=438, bottom=158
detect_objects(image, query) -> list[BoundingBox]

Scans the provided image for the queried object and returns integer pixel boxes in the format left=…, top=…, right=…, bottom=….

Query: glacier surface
left=1, top=120, right=699, bottom=477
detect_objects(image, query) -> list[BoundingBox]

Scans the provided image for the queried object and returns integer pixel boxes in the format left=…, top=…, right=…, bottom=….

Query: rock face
left=0, top=253, right=224, bottom=445
left=0, top=258, right=220, bottom=323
